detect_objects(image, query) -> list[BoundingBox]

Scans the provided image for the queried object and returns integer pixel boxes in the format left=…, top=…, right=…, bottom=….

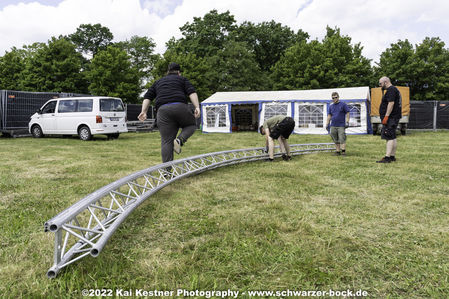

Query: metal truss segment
left=110, top=190, right=138, bottom=202
left=64, top=223, right=105, bottom=235
left=94, top=199, right=108, bottom=219
left=62, top=226, right=96, bottom=247
left=90, top=204, right=123, bottom=215
left=45, top=143, right=334, bottom=278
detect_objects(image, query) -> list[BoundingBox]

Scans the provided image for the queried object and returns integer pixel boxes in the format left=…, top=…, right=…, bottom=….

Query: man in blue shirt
left=326, top=92, right=350, bottom=156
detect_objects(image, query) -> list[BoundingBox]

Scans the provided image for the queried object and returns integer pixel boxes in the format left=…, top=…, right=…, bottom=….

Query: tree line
left=1, top=10, right=448, bottom=103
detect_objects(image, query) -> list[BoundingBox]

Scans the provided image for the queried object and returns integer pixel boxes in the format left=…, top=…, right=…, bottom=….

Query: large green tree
left=154, top=10, right=267, bottom=99
left=376, top=37, right=449, bottom=101
left=374, top=39, right=415, bottom=85
left=150, top=50, right=216, bottom=101
left=270, top=40, right=321, bottom=89
left=152, top=41, right=266, bottom=100
left=0, top=47, right=27, bottom=90
left=69, top=23, right=114, bottom=57
left=271, top=26, right=373, bottom=90
left=116, top=36, right=160, bottom=90
left=320, top=27, right=373, bottom=87
left=20, top=37, right=88, bottom=93
left=176, top=10, right=237, bottom=57
left=233, top=20, right=309, bottom=72
left=86, top=45, right=140, bottom=103
left=214, top=40, right=266, bottom=91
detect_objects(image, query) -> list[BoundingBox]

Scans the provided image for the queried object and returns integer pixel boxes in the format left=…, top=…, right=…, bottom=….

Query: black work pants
left=157, top=103, right=197, bottom=163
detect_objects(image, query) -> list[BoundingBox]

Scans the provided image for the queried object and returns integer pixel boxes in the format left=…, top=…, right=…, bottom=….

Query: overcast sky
left=0, top=0, right=448, bottom=63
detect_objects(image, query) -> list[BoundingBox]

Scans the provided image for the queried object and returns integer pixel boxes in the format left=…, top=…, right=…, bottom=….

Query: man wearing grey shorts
left=326, top=92, right=350, bottom=156
left=138, top=63, right=200, bottom=163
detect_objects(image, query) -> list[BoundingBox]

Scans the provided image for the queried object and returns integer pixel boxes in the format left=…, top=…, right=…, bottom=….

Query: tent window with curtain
left=264, top=104, right=288, bottom=119
left=206, top=106, right=227, bottom=127
left=297, top=104, right=324, bottom=128
left=348, top=104, right=362, bottom=127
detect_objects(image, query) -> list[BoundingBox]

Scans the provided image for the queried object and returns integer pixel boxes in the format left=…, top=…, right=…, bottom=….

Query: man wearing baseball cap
left=139, top=62, right=201, bottom=163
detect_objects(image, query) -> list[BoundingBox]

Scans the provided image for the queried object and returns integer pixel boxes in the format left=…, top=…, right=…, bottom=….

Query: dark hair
left=167, top=62, right=181, bottom=73
left=259, top=125, right=265, bottom=135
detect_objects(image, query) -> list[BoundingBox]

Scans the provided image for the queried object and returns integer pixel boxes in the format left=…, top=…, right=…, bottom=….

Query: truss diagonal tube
left=44, top=143, right=334, bottom=278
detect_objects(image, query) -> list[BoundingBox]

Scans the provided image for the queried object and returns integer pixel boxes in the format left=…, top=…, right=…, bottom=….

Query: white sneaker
left=174, top=138, right=182, bottom=154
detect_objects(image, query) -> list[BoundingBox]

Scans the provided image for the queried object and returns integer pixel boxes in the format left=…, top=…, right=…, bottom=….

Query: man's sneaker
left=390, top=156, right=396, bottom=162
left=333, top=151, right=341, bottom=156
left=376, top=156, right=391, bottom=163
left=282, top=154, right=292, bottom=161
left=266, top=158, right=274, bottom=162
left=341, top=151, right=346, bottom=156
left=174, top=138, right=182, bottom=154
left=162, top=167, right=173, bottom=180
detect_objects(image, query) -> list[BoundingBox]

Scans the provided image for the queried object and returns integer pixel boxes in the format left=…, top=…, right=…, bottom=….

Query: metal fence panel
left=0, top=90, right=5, bottom=130
left=1, top=90, right=60, bottom=129
left=437, top=102, right=449, bottom=129
left=126, top=104, right=154, bottom=121
left=409, top=101, right=435, bottom=129
left=0, top=90, right=93, bottom=134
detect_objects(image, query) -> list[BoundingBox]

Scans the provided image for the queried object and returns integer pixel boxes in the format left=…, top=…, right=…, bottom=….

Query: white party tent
left=201, top=86, right=372, bottom=134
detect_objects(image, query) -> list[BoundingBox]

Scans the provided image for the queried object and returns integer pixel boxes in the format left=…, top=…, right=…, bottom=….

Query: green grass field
left=1, top=131, right=448, bottom=298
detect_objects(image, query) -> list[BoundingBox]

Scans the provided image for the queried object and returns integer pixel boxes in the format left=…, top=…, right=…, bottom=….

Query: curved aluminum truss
left=44, top=143, right=334, bottom=278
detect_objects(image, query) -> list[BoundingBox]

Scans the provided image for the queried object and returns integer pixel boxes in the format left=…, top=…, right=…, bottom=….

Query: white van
left=29, top=97, right=128, bottom=140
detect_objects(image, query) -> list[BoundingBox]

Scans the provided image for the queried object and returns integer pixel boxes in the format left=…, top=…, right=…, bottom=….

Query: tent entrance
left=231, top=104, right=258, bottom=131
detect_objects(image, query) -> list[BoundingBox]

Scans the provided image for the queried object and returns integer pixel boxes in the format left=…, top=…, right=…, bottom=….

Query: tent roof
left=202, top=86, right=370, bottom=104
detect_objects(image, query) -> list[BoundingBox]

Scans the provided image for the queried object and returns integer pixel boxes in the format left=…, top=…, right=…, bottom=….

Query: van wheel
left=107, top=133, right=120, bottom=139
left=78, top=126, right=92, bottom=141
left=31, top=125, right=44, bottom=138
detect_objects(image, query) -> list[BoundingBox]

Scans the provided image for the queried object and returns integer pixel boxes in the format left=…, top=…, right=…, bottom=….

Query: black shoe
left=266, top=158, right=274, bottom=162
left=162, top=167, right=173, bottom=180
left=390, top=156, right=396, bottom=162
left=282, top=154, right=292, bottom=161
left=333, top=151, right=341, bottom=156
left=376, top=156, right=391, bottom=163
left=341, top=151, right=346, bottom=156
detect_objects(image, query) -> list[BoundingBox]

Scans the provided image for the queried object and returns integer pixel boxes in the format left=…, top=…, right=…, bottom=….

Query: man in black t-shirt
left=138, top=62, right=201, bottom=163
left=376, top=76, right=402, bottom=163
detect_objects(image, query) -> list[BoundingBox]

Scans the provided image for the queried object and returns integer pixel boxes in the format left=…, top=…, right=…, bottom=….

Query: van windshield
left=41, top=101, right=57, bottom=114
left=100, top=98, right=125, bottom=112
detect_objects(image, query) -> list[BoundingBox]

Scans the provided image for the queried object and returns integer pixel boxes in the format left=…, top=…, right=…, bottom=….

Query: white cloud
left=142, top=0, right=182, bottom=18
left=290, top=0, right=449, bottom=61
left=0, top=0, right=448, bottom=63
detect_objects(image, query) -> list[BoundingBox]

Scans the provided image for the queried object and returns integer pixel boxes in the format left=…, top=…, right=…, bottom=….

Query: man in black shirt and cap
left=377, top=76, right=402, bottom=163
left=138, top=62, right=200, bottom=163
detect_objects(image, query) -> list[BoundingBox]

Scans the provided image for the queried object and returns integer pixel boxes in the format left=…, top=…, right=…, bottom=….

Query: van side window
left=100, top=99, right=124, bottom=112
left=58, top=100, right=77, bottom=113
left=42, top=101, right=57, bottom=114
left=77, top=99, right=93, bottom=112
